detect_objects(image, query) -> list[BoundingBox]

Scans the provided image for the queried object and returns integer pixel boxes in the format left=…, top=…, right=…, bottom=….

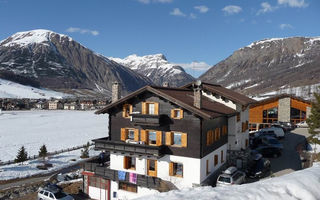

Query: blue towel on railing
left=118, top=171, right=126, bottom=180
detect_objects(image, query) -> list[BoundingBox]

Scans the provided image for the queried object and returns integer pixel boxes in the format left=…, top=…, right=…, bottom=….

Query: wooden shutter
left=156, top=131, right=162, bottom=146
left=181, top=133, right=187, bottom=147
left=154, top=103, right=159, bottom=115
left=171, top=109, right=175, bottom=118
left=123, top=157, right=129, bottom=169
left=141, top=130, right=147, bottom=144
left=134, top=129, right=139, bottom=141
left=169, top=162, right=174, bottom=176
left=129, top=105, right=133, bottom=115
left=166, top=132, right=173, bottom=145
left=122, top=105, right=126, bottom=118
left=179, top=109, right=184, bottom=119
left=206, top=131, right=210, bottom=146
left=142, top=102, right=146, bottom=114
left=121, top=128, right=127, bottom=141
left=246, top=121, right=249, bottom=130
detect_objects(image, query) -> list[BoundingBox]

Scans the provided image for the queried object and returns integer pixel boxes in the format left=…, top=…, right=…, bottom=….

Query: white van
left=259, top=127, right=285, bottom=138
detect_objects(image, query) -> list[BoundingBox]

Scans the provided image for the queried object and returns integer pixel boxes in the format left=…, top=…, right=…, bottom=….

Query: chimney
left=193, top=80, right=202, bottom=109
left=112, top=82, right=121, bottom=102
left=162, top=82, right=169, bottom=87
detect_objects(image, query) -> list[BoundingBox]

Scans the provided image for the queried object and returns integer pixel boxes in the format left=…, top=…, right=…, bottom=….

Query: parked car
left=253, top=130, right=277, bottom=139
left=259, top=127, right=285, bottom=138
left=255, top=145, right=282, bottom=158
left=216, top=166, right=246, bottom=186
left=261, top=136, right=284, bottom=149
left=296, top=121, right=308, bottom=128
left=38, top=184, right=74, bottom=200
left=246, top=153, right=271, bottom=178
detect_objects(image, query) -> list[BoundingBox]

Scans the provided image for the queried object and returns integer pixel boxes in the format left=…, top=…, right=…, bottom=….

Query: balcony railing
left=83, top=161, right=175, bottom=192
left=130, top=114, right=162, bottom=126
left=93, top=137, right=166, bottom=158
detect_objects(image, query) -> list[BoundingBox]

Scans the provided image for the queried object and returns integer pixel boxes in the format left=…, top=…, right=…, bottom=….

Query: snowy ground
left=0, top=148, right=99, bottom=180
left=0, top=78, right=70, bottom=99
left=139, top=163, right=320, bottom=200
left=0, top=110, right=108, bottom=162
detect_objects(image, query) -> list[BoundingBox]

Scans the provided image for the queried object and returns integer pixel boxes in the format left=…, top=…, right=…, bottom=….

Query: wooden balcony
left=83, top=161, right=175, bottom=192
left=130, top=114, right=163, bottom=126
left=93, top=137, right=166, bottom=158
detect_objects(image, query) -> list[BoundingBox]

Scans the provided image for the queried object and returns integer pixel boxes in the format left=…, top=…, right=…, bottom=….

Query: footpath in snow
left=139, top=163, right=320, bottom=200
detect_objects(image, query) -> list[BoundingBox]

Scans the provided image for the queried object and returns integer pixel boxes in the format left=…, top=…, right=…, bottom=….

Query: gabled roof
left=182, top=82, right=256, bottom=106
left=250, top=94, right=311, bottom=108
left=95, top=85, right=236, bottom=119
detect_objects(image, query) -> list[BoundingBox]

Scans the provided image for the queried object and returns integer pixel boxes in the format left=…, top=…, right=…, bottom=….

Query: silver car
left=216, top=166, right=246, bottom=186
left=38, top=187, right=74, bottom=200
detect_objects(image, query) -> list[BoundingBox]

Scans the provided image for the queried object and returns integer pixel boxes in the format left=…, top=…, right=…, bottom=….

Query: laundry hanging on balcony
left=129, top=172, right=137, bottom=184
left=118, top=171, right=127, bottom=180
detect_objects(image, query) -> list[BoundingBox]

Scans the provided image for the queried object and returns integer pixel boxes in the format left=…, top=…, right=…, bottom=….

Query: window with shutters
left=119, top=182, right=137, bottom=193
left=222, top=125, right=228, bottom=136
left=123, top=156, right=136, bottom=170
left=171, top=109, right=183, bottom=119
left=142, top=102, right=159, bottom=115
left=214, top=128, right=221, bottom=141
left=121, top=128, right=139, bottom=142
left=166, top=132, right=187, bottom=147
left=214, top=155, right=218, bottom=166
left=147, top=159, right=157, bottom=177
left=122, top=104, right=132, bottom=118
left=148, top=131, right=157, bottom=145
left=206, top=130, right=214, bottom=146
left=140, top=130, right=162, bottom=146
left=169, top=162, right=183, bottom=177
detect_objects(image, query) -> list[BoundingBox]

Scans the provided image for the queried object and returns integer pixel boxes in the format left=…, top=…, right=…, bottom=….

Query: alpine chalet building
left=83, top=81, right=255, bottom=200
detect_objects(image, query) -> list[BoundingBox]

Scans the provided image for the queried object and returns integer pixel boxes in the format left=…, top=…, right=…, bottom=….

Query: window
left=169, top=162, right=183, bottom=177
left=222, top=125, right=228, bottom=135
left=214, top=128, right=221, bottom=141
left=44, top=191, right=49, bottom=197
left=262, top=107, right=278, bottom=123
left=206, top=130, right=214, bottom=146
left=166, top=132, right=187, bottom=147
left=124, top=156, right=136, bottom=170
left=237, top=113, right=240, bottom=122
left=214, top=155, right=218, bottom=166
left=119, top=182, right=137, bottom=193
left=142, top=102, right=159, bottom=115
left=122, top=104, right=132, bottom=118
left=121, top=128, right=139, bottom=141
left=148, top=131, right=157, bottom=145
left=221, top=150, right=224, bottom=163
left=147, top=159, right=157, bottom=177
left=290, top=107, right=307, bottom=124
left=171, top=109, right=183, bottom=119
left=206, top=160, right=210, bottom=175
left=49, top=193, right=54, bottom=199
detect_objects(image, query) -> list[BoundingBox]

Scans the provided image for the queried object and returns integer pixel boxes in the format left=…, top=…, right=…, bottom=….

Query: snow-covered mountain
left=109, top=54, right=194, bottom=87
left=200, top=36, right=320, bottom=99
left=0, top=29, right=151, bottom=97
left=0, top=78, right=69, bottom=99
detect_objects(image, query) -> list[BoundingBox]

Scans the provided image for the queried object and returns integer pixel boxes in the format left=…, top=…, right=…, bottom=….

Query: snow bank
left=139, top=163, right=320, bottom=200
left=0, top=110, right=107, bottom=162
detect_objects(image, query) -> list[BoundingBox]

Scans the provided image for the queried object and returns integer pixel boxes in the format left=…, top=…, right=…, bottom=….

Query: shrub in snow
left=80, top=142, right=90, bottom=158
left=39, top=144, right=48, bottom=161
left=15, top=146, right=28, bottom=163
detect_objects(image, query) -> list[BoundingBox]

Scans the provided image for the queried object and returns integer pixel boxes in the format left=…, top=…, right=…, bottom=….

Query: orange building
left=249, top=94, right=311, bottom=127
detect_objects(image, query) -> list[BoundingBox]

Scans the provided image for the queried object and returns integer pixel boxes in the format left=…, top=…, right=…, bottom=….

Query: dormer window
left=123, top=104, right=132, bottom=118
left=142, top=102, right=159, bottom=115
left=171, top=109, right=183, bottom=119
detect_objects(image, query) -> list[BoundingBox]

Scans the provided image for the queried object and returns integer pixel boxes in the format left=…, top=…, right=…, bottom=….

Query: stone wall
left=278, top=97, right=291, bottom=122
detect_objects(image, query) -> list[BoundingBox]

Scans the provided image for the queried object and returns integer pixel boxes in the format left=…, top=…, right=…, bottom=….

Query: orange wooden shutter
left=206, top=131, right=210, bottom=146
left=122, top=105, right=126, bottom=118
left=141, top=130, right=147, bottom=143
left=166, top=132, right=173, bottom=145
left=134, top=129, right=139, bottom=141
left=121, top=128, right=127, bottom=141
left=154, top=103, right=159, bottom=115
left=181, top=133, right=187, bottom=147
left=156, top=131, right=162, bottom=146
left=180, top=109, right=184, bottom=119
left=169, top=162, right=174, bottom=176
left=129, top=105, right=133, bottom=115
left=154, top=160, right=158, bottom=177
left=171, top=109, right=175, bottom=118
left=123, top=157, right=129, bottom=169
left=142, top=102, right=146, bottom=114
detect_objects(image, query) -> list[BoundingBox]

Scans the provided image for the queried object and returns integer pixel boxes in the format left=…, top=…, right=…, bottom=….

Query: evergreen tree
left=81, top=142, right=90, bottom=158
left=15, top=146, right=28, bottom=163
left=39, top=144, right=48, bottom=161
left=307, top=92, right=320, bottom=135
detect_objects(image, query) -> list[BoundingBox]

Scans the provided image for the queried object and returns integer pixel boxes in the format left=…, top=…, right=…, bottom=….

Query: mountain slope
left=109, top=54, right=194, bottom=87
left=0, top=29, right=151, bottom=97
left=200, top=37, right=320, bottom=99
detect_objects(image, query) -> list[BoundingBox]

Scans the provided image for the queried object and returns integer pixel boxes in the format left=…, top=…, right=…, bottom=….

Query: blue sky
left=0, top=0, right=319, bottom=77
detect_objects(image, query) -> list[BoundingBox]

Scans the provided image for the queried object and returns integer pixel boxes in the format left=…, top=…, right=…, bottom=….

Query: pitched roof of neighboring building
left=250, top=94, right=312, bottom=108
left=95, top=85, right=237, bottom=119
left=182, top=82, right=256, bottom=106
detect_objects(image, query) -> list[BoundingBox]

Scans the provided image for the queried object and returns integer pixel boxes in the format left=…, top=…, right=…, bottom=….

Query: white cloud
left=277, top=0, right=308, bottom=8
left=257, top=2, right=277, bottom=15
left=170, top=8, right=186, bottom=17
left=280, top=23, right=294, bottom=29
left=175, top=61, right=211, bottom=71
left=222, top=5, right=242, bottom=15
left=190, top=13, right=197, bottom=19
left=137, top=0, right=173, bottom=4
left=194, top=5, right=209, bottom=13
left=66, top=27, right=99, bottom=36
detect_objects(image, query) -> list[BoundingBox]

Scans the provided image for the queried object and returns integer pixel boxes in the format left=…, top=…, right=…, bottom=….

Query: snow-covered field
left=0, top=148, right=98, bottom=180
left=140, top=163, right=320, bottom=200
left=0, top=110, right=108, bottom=162
left=0, top=78, right=70, bottom=99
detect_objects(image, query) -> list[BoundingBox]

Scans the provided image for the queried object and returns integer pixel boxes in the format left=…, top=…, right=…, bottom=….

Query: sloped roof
left=182, top=82, right=256, bottom=106
left=95, top=85, right=236, bottom=119
left=250, top=94, right=312, bottom=108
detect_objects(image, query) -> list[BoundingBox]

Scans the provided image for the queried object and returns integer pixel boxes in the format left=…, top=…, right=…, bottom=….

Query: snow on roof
left=139, top=163, right=320, bottom=200
left=1, top=29, right=72, bottom=47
